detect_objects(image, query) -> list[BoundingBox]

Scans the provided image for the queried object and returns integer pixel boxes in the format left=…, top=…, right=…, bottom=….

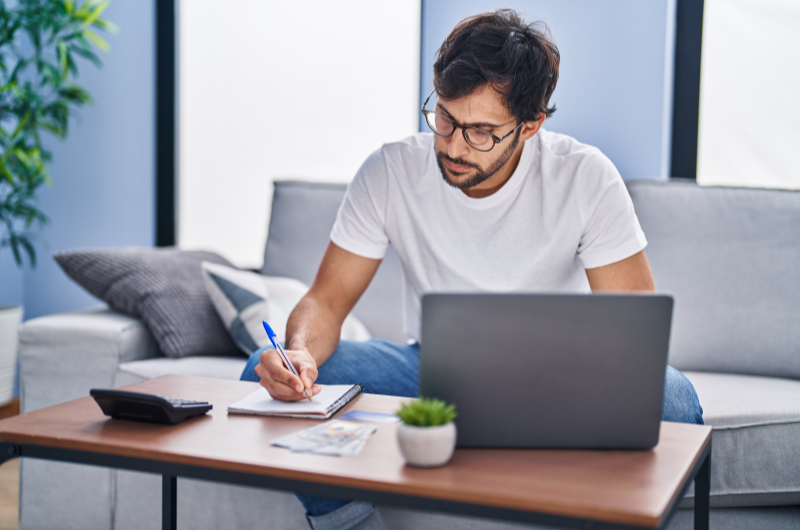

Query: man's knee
left=316, top=340, right=419, bottom=397
left=662, top=366, right=704, bottom=425
left=240, top=346, right=272, bottom=382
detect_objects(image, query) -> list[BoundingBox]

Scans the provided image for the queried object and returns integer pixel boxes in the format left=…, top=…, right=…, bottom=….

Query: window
left=697, top=0, right=800, bottom=190
left=178, top=1, right=421, bottom=267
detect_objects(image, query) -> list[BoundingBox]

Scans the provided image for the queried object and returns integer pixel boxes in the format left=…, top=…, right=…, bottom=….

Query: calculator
left=90, top=389, right=213, bottom=425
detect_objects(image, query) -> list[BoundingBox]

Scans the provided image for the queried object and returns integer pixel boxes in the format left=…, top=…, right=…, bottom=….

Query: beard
left=435, top=130, right=521, bottom=190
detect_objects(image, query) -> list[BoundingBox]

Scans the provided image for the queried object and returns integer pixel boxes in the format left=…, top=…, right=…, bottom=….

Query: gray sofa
left=17, top=179, right=800, bottom=529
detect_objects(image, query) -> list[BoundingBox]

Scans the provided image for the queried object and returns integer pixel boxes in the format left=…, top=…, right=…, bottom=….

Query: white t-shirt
left=331, top=130, right=647, bottom=342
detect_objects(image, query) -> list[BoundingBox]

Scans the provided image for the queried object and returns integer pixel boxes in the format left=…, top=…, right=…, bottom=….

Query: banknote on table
left=272, top=420, right=377, bottom=457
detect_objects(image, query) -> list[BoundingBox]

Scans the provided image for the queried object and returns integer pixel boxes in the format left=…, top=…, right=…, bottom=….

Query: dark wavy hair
left=433, top=9, right=560, bottom=123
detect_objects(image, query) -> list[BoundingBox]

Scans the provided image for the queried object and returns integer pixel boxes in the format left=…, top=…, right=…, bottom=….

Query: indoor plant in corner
left=396, top=397, right=458, bottom=468
left=0, top=0, right=114, bottom=405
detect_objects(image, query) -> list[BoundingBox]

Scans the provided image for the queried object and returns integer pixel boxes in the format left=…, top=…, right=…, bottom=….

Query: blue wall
left=420, top=0, right=676, bottom=180
left=0, top=258, right=23, bottom=309
left=10, top=0, right=156, bottom=320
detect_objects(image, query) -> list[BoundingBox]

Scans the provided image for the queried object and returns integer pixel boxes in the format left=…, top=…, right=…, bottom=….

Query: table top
left=0, top=375, right=711, bottom=528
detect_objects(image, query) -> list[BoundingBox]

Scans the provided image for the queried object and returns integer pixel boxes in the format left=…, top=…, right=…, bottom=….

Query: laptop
left=419, top=293, right=673, bottom=449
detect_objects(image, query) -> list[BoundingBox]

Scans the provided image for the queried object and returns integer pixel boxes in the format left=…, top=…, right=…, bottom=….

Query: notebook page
left=228, top=385, right=356, bottom=415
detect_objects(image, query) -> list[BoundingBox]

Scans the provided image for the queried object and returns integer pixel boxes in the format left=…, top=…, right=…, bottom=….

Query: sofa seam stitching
left=688, top=487, right=800, bottom=497
left=710, top=418, right=800, bottom=430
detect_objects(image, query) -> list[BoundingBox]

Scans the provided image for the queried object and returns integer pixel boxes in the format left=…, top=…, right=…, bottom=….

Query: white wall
left=697, top=0, right=800, bottom=190
left=178, top=0, right=421, bottom=268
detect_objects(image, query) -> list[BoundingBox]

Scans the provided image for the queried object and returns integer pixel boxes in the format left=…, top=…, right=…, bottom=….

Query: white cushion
left=118, top=356, right=247, bottom=381
left=201, top=262, right=371, bottom=355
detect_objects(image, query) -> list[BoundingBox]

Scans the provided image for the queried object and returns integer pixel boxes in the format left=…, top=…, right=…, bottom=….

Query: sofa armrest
left=19, top=305, right=161, bottom=413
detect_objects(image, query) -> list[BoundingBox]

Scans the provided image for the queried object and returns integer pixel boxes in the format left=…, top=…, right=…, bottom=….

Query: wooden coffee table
left=0, top=375, right=711, bottom=530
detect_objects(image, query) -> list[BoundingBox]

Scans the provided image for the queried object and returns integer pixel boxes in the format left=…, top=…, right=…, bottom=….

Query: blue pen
left=263, top=321, right=312, bottom=402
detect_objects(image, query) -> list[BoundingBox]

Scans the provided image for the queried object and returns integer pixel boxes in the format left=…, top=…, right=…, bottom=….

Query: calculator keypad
left=165, top=398, right=209, bottom=408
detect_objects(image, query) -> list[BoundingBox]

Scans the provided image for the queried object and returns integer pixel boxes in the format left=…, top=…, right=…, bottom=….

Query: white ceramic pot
left=0, top=305, right=23, bottom=406
left=397, top=422, right=457, bottom=468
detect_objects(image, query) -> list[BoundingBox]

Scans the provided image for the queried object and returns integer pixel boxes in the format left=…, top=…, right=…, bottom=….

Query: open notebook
left=227, top=384, right=363, bottom=419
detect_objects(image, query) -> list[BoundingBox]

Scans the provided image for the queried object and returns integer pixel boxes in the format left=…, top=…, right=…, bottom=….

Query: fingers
left=253, top=363, right=296, bottom=401
left=262, top=350, right=304, bottom=390
left=297, top=362, right=318, bottom=391
left=256, top=348, right=318, bottom=401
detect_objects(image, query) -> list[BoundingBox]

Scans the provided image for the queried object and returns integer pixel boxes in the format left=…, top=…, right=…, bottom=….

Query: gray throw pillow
left=54, top=247, right=240, bottom=358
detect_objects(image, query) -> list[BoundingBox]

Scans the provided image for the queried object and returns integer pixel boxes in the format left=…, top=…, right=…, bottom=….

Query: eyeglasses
left=421, top=89, right=523, bottom=152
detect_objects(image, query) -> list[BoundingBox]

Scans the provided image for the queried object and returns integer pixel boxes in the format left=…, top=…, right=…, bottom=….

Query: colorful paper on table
left=340, top=410, right=400, bottom=424
left=271, top=420, right=376, bottom=456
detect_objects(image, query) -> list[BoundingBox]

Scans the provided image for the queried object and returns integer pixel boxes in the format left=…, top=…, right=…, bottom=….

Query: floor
left=0, top=399, right=20, bottom=530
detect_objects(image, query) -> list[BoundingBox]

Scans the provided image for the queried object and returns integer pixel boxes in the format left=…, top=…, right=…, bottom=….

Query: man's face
left=433, top=85, right=523, bottom=192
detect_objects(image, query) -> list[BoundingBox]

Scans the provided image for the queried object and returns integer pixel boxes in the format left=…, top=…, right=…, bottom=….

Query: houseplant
left=396, top=397, right=458, bottom=468
left=0, top=0, right=114, bottom=404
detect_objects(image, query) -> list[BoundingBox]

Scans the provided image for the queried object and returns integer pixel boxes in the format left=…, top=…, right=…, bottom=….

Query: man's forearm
left=284, top=294, right=344, bottom=367
left=282, top=241, right=381, bottom=367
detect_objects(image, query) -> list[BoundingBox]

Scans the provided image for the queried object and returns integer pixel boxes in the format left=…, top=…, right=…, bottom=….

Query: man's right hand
left=254, top=347, right=322, bottom=401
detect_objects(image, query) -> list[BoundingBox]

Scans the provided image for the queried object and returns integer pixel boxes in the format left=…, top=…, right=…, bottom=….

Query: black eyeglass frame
left=421, top=89, right=523, bottom=152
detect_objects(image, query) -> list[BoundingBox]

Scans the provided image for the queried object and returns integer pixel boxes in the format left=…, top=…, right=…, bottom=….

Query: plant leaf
left=18, top=236, right=37, bottom=267
left=92, top=18, right=119, bottom=34
left=82, top=1, right=109, bottom=29
left=396, top=397, right=457, bottom=426
left=9, top=234, right=22, bottom=266
left=82, top=29, right=109, bottom=52
left=0, top=164, right=13, bottom=183
left=57, top=39, right=69, bottom=77
left=13, top=147, right=33, bottom=169
left=10, top=114, right=29, bottom=140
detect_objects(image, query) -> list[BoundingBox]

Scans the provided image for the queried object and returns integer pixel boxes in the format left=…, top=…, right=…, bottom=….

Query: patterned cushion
left=54, top=248, right=239, bottom=358
left=201, top=261, right=371, bottom=355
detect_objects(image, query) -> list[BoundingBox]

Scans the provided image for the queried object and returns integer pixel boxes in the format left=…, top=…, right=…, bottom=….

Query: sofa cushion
left=118, top=356, right=248, bottom=382
left=200, top=262, right=371, bottom=355
left=262, top=181, right=406, bottom=343
left=628, top=180, right=800, bottom=379
left=19, top=307, right=161, bottom=413
left=682, top=371, right=800, bottom=507
left=54, top=248, right=240, bottom=358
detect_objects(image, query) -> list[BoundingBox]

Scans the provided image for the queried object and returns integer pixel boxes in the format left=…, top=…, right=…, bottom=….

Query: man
left=242, top=10, right=703, bottom=530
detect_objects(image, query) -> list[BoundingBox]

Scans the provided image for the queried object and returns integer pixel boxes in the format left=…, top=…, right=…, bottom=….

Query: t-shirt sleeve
left=576, top=152, right=647, bottom=270
left=330, top=147, right=390, bottom=260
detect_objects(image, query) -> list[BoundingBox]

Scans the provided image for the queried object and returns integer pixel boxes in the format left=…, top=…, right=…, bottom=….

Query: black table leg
left=0, top=443, right=19, bottom=466
left=694, top=450, right=710, bottom=530
left=163, top=474, right=177, bottom=530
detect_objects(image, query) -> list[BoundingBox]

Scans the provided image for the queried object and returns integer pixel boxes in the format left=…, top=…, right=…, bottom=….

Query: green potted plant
left=396, top=397, right=457, bottom=468
left=0, top=0, right=114, bottom=404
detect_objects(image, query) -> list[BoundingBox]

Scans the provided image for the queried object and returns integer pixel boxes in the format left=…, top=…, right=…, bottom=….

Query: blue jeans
left=240, top=339, right=703, bottom=518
